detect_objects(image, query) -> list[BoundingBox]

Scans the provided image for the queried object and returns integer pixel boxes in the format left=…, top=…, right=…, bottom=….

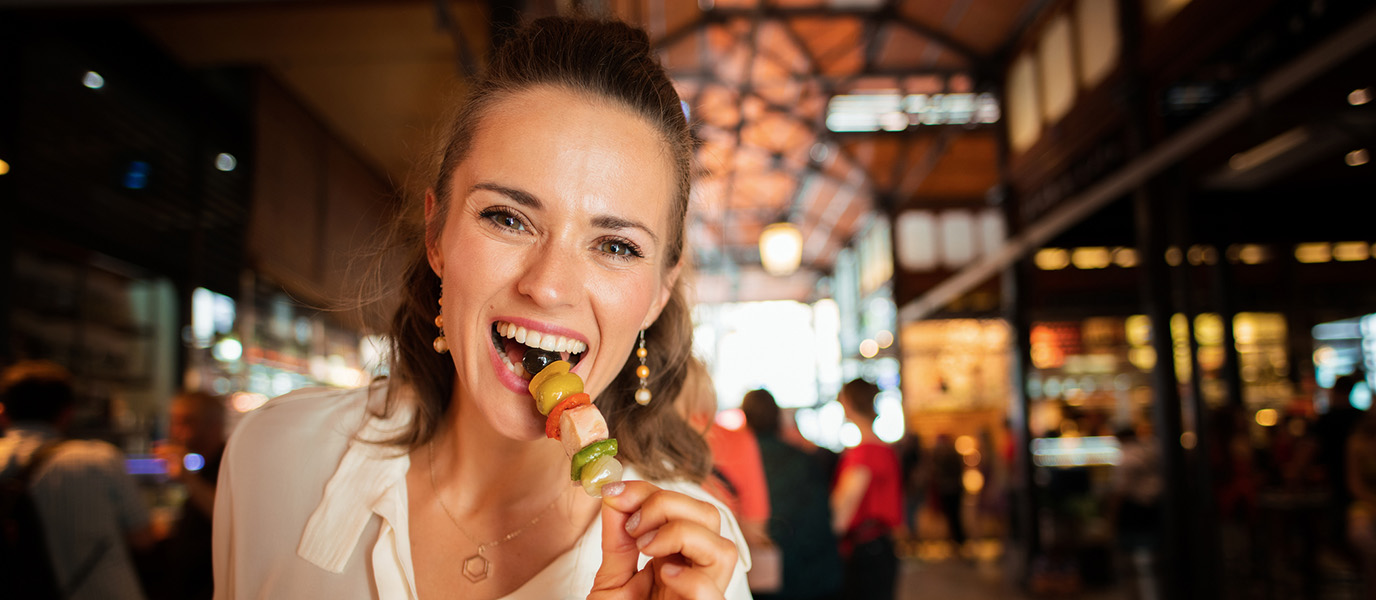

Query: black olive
left=523, top=348, right=563, bottom=375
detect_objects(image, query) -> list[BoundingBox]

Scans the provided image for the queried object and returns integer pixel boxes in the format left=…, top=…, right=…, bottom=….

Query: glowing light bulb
left=759, top=223, right=803, bottom=276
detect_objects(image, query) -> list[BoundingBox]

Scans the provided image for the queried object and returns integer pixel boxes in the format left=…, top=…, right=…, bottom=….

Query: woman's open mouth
left=491, top=321, right=586, bottom=381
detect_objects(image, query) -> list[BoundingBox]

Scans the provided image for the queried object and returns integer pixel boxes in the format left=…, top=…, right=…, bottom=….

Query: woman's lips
left=488, top=341, right=536, bottom=395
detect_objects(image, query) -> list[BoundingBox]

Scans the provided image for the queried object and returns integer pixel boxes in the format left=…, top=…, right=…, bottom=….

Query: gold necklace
left=427, top=441, right=561, bottom=583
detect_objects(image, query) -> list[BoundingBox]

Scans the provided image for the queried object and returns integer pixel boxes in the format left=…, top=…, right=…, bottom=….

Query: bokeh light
left=215, top=152, right=238, bottom=172
left=231, top=391, right=269, bottom=413
left=840, top=422, right=861, bottom=448
left=962, top=469, right=985, bottom=494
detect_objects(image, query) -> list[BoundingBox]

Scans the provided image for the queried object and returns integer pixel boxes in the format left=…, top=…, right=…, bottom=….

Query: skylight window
left=825, top=92, right=1000, bottom=132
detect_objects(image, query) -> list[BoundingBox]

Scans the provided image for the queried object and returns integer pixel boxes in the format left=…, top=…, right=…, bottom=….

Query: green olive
left=535, top=372, right=585, bottom=415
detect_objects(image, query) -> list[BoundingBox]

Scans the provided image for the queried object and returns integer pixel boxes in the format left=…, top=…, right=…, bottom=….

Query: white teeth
left=496, top=342, right=517, bottom=371
left=495, top=321, right=585, bottom=356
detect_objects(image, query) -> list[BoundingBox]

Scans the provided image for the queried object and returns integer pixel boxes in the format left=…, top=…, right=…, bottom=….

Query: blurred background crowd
left=2, top=0, right=1374, bottom=599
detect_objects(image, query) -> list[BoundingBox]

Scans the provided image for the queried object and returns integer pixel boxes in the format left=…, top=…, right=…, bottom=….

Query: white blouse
left=212, top=383, right=753, bottom=599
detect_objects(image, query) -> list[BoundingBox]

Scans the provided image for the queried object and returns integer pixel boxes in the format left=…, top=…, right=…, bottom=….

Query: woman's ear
left=424, top=189, right=443, bottom=276
left=642, top=258, right=684, bottom=329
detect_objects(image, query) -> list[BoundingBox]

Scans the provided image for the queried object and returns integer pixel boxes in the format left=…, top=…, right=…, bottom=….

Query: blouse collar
left=297, top=393, right=415, bottom=574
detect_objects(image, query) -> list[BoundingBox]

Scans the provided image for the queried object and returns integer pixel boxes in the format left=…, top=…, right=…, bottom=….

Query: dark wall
left=5, top=15, right=252, bottom=298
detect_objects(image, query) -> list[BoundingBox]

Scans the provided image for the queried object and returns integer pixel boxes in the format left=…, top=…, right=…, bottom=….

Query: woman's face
left=426, top=85, right=681, bottom=440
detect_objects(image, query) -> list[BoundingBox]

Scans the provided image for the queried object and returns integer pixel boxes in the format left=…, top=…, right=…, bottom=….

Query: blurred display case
left=182, top=274, right=384, bottom=433
left=1311, top=313, right=1376, bottom=410
left=1025, top=312, right=1292, bottom=437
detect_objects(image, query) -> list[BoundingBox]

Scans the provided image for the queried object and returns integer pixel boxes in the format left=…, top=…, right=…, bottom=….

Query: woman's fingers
left=610, top=484, right=721, bottom=541
left=636, top=520, right=739, bottom=591
left=590, top=485, right=651, bottom=596
left=594, top=480, right=739, bottom=598
left=655, top=558, right=730, bottom=600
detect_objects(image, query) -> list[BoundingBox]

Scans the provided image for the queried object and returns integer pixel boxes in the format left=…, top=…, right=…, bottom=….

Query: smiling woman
left=212, top=16, right=751, bottom=600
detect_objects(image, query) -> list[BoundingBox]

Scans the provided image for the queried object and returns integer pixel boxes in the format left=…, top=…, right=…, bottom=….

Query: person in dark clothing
left=1316, top=372, right=1368, bottom=561
left=0, top=360, right=154, bottom=600
left=931, top=433, right=967, bottom=551
left=896, top=431, right=926, bottom=546
left=147, top=391, right=226, bottom=600
left=742, top=389, right=843, bottom=600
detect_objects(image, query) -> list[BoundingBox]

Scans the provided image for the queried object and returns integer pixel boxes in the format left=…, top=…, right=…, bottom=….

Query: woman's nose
left=515, top=243, right=582, bottom=308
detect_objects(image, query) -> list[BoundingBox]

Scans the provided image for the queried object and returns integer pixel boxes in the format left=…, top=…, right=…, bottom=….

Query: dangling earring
left=634, top=329, right=651, bottom=405
left=432, top=293, right=449, bottom=354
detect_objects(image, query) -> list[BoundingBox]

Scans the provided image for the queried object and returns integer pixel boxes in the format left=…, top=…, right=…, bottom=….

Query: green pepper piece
left=570, top=438, right=618, bottom=480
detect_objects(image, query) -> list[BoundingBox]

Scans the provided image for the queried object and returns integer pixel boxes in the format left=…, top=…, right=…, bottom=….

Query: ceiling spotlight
left=215, top=153, right=238, bottom=172
left=1350, top=88, right=1372, bottom=106
left=759, top=222, right=803, bottom=276
left=82, top=71, right=105, bottom=90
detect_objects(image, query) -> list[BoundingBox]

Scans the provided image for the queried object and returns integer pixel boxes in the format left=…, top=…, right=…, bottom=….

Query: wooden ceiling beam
left=859, top=0, right=901, bottom=75
left=990, top=0, right=1055, bottom=67
left=889, top=13, right=982, bottom=67
left=893, top=126, right=954, bottom=199
left=706, top=0, right=991, bottom=67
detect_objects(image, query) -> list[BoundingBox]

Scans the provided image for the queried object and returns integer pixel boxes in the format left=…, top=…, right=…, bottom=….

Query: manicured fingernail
left=661, top=562, right=682, bottom=577
left=601, top=482, right=625, bottom=497
left=625, top=510, right=641, bottom=534
left=635, top=529, right=657, bottom=550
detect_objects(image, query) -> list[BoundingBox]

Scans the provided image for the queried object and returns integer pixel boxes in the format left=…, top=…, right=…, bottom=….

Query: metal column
left=1133, top=186, right=1193, bottom=600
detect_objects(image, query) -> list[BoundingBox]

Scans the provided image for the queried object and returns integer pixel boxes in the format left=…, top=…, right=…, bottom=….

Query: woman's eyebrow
left=471, top=182, right=541, bottom=208
left=473, top=181, right=660, bottom=244
left=592, top=214, right=659, bottom=244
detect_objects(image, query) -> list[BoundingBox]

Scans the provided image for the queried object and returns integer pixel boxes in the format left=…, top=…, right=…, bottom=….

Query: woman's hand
left=589, top=480, right=739, bottom=599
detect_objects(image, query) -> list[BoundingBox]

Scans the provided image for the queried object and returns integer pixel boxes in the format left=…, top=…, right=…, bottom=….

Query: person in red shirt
left=830, top=378, right=903, bottom=600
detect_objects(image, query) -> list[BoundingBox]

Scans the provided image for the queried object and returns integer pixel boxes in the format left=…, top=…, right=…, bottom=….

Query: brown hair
left=673, top=357, right=717, bottom=435
left=840, top=378, right=880, bottom=422
left=740, top=389, right=780, bottom=437
left=377, top=16, right=707, bottom=482
left=0, top=360, right=75, bottom=423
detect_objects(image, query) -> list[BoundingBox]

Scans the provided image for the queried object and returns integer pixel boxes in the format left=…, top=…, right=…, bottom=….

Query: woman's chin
left=488, top=402, right=548, bottom=442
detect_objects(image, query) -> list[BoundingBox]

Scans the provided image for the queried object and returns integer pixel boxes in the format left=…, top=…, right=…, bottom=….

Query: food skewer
left=524, top=351, right=624, bottom=497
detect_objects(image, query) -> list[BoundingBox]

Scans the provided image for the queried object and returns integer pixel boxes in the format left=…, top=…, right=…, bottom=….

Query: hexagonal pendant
left=462, top=553, right=490, bottom=583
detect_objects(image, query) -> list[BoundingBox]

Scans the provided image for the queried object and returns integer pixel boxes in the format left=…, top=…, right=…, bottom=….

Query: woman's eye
left=483, top=210, right=526, bottom=231
left=598, top=239, right=640, bottom=258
